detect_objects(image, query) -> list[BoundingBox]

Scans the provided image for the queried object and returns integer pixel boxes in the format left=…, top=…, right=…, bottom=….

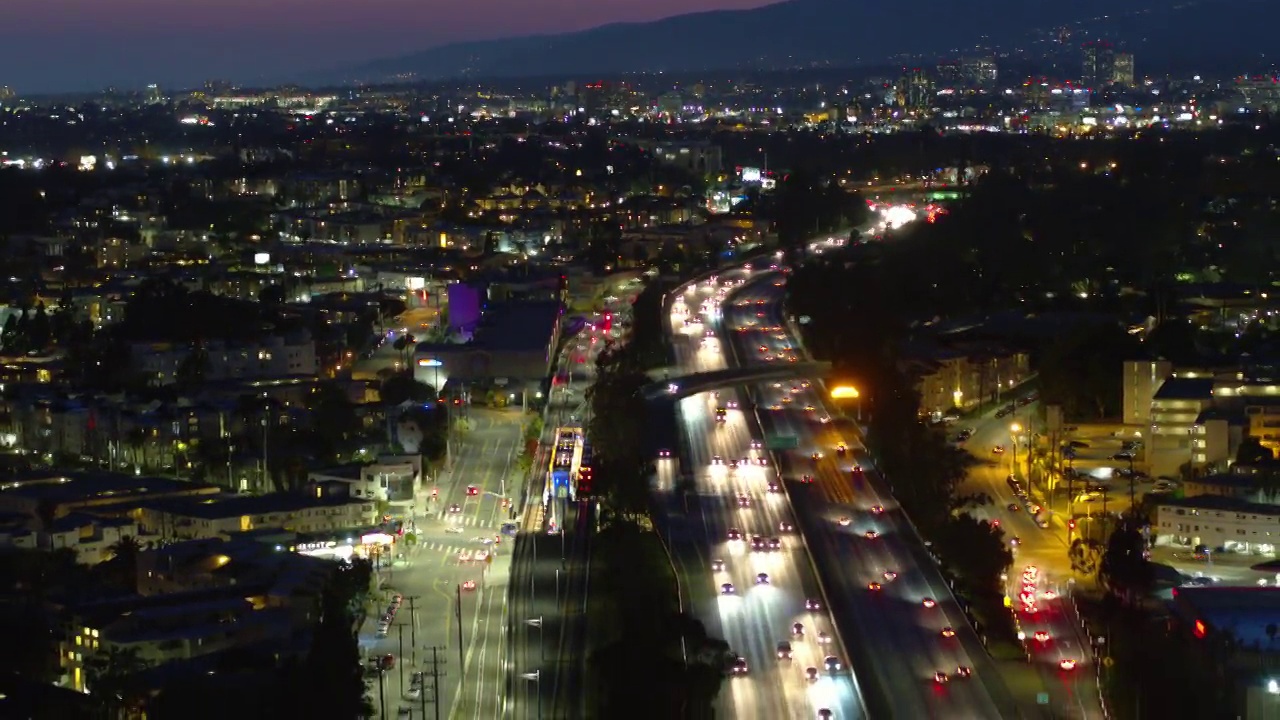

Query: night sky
left=5, top=0, right=777, bottom=93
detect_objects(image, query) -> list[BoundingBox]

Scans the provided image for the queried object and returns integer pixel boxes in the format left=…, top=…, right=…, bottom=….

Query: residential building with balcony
left=1154, top=494, right=1280, bottom=556
left=129, top=331, right=317, bottom=386
left=136, top=493, right=378, bottom=542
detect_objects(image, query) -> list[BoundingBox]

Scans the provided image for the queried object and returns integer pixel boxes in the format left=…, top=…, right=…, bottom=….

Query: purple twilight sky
left=5, top=0, right=778, bottom=93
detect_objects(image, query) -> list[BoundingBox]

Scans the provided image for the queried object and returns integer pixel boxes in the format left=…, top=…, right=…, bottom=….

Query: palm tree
left=106, top=536, right=142, bottom=593
left=125, top=427, right=147, bottom=472
left=392, top=333, right=417, bottom=369
left=84, top=645, right=151, bottom=719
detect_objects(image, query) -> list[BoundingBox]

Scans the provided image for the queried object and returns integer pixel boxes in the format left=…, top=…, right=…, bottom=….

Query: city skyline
left=4, top=0, right=776, bottom=93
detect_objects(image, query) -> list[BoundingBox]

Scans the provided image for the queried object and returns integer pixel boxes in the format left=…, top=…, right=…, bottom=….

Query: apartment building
left=1154, top=494, right=1280, bottom=556
left=308, top=455, right=422, bottom=504
left=137, top=493, right=377, bottom=542
left=907, top=345, right=1031, bottom=417
left=60, top=538, right=333, bottom=692
left=129, top=331, right=317, bottom=385
left=1124, top=360, right=1280, bottom=478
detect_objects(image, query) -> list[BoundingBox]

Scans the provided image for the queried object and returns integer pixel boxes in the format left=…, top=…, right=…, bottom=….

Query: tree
left=1037, top=321, right=1139, bottom=421
left=104, top=535, right=143, bottom=593
left=175, top=343, right=211, bottom=388
left=1236, top=436, right=1274, bottom=465
left=379, top=372, right=435, bottom=406
left=307, top=382, right=360, bottom=457
left=25, top=301, right=51, bottom=350
left=1098, top=516, right=1154, bottom=605
left=84, top=646, right=151, bottom=718
left=296, top=566, right=371, bottom=719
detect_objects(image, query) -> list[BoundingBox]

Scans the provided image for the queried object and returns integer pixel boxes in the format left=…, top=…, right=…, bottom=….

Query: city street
left=352, top=305, right=444, bottom=381
left=357, top=407, right=522, bottom=719
left=959, top=404, right=1108, bottom=718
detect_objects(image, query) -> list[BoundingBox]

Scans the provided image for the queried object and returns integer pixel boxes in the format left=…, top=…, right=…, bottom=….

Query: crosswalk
left=445, top=515, right=498, bottom=528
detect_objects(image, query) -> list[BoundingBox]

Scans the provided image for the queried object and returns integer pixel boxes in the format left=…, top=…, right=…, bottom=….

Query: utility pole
left=398, top=624, right=406, bottom=690
left=423, top=645, right=446, bottom=720
left=377, top=667, right=387, bottom=719
left=455, top=584, right=464, bottom=675
left=407, top=596, right=419, bottom=666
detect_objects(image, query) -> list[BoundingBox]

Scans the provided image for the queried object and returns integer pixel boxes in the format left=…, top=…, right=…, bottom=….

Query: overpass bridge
left=641, top=361, right=832, bottom=401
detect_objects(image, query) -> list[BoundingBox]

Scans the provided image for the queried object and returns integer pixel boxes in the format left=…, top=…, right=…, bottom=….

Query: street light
left=1009, top=423, right=1022, bottom=480
left=526, top=616, right=544, bottom=661
left=830, top=385, right=863, bottom=421
left=520, top=670, right=543, bottom=720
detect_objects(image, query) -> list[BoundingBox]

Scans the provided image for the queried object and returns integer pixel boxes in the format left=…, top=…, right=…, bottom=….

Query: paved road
left=658, top=271, right=865, bottom=720
left=357, top=408, right=522, bottom=719
left=725, top=270, right=1022, bottom=719
left=506, top=295, right=633, bottom=720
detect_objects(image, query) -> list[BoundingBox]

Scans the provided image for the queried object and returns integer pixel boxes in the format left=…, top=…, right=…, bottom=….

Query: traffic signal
left=578, top=466, right=593, bottom=497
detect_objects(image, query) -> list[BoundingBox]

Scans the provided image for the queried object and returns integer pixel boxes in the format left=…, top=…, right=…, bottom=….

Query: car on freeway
left=721, top=583, right=736, bottom=595
left=867, top=582, right=882, bottom=591
left=730, top=656, right=749, bottom=675
left=883, top=571, right=898, bottom=581
left=792, top=622, right=805, bottom=636
left=657, top=449, right=671, bottom=458
left=864, top=530, right=880, bottom=540
left=462, top=580, right=476, bottom=591
left=805, top=598, right=822, bottom=611
left=755, top=573, right=771, bottom=585
left=956, top=666, right=973, bottom=678
left=801, top=474, right=814, bottom=483
left=836, top=443, right=847, bottom=455
left=1034, top=630, right=1051, bottom=643
left=922, top=597, right=937, bottom=608
left=768, top=537, right=782, bottom=550
left=817, top=631, right=831, bottom=645
left=466, top=485, right=479, bottom=496
left=838, top=516, right=852, bottom=526
left=934, top=671, right=950, bottom=684
left=870, top=505, right=884, bottom=514
left=711, top=559, right=725, bottom=572
left=448, top=504, right=462, bottom=514
left=712, top=455, right=723, bottom=465
left=824, top=656, right=843, bottom=673
left=751, top=536, right=765, bottom=552
left=778, top=521, right=794, bottom=532
left=805, top=666, right=820, bottom=682
left=768, top=481, right=782, bottom=493
left=940, top=627, right=956, bottom=638
left=736, top=494, right=751, bottom=508
left=776, top=641, right=793, bottom=659
left=1060, top=659, right=1077, bottom=671
left=726, top=528, right=742, bottom=541
left=992, top=445, right=1005, bottom=454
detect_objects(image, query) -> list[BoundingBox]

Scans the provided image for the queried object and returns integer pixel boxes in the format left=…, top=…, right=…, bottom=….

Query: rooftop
left=1157, top=494, right=1280, bottom=516
left=1153, top=377, right=1216, bottom=401
left=140, top=492, right=373, bottom=521
left=0, top=471, right=218, bottom=506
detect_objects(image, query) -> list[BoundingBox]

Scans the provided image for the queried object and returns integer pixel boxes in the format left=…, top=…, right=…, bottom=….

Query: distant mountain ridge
left=344, top=0, right=1278, bottom=84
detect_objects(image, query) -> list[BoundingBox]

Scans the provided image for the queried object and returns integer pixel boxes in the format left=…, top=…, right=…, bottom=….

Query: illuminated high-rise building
left=1111, top=53, right=1135, bottom=86
left=0, top=86, right=14, bottom=102
left=1082, top=40, right=1115, bottom=88
left=960, top=57, right=997, bottom=85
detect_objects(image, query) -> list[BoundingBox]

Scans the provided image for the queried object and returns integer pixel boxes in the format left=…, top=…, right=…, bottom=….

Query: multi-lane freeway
left=657, top=268, right=865, bottom=720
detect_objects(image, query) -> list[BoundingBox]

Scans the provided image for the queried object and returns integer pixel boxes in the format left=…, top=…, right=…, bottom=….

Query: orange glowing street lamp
left=830, top=385, right=863, bottom=422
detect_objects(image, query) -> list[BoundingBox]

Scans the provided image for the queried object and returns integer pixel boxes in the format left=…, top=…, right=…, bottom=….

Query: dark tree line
left=584, top=280, right=730, bottom=715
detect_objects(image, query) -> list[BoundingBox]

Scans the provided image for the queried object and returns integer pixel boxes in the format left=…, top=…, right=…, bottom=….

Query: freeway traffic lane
left=721, top=270, right=1020, bottom=718
left=666, top=270, right=862, bottom=720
